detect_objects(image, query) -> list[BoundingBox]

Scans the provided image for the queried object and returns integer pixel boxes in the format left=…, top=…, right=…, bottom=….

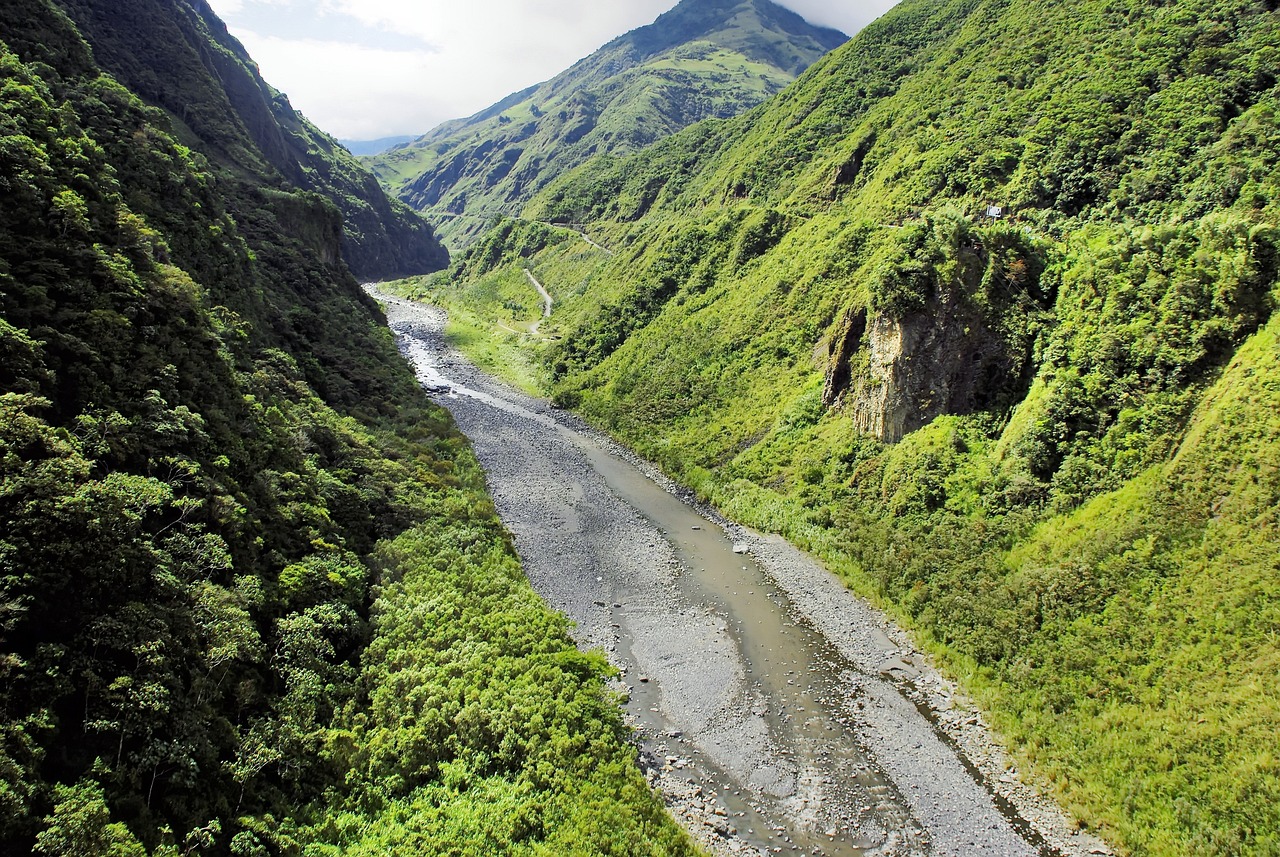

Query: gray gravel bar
left=369, top=286, right=1112, bottom=857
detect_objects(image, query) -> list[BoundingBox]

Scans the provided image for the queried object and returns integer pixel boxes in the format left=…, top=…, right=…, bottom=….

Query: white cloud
left=205, top=0, right=902, bottom=140
left=777, top=0, right=901, bottom=34
left=223, top=33, right=452, bottom=139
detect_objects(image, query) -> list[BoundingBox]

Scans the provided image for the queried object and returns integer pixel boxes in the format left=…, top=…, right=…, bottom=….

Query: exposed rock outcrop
left=826, top=296, right=1024, bottom=444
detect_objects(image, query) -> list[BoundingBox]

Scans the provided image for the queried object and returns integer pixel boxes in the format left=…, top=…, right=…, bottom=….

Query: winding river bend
left=370, top=287, right=1104, bottom=857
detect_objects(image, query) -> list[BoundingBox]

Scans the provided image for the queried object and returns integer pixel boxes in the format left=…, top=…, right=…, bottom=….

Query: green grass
left=382, top=271, right=552, bottom=396
left=365, top=145, right=440, bottom=192
left=430, top=0, right=1280, bottom=852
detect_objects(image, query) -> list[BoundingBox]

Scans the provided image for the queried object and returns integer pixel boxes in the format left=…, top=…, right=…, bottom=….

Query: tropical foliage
left=0, top=1, right=694, bottom=854
left=425, top=0, right=1280, bottom=853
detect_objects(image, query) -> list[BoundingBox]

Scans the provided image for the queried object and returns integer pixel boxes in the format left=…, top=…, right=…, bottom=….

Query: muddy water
left=576, top=440, right=922, bottom=855
left=371, top=287, right=1048, bottom=857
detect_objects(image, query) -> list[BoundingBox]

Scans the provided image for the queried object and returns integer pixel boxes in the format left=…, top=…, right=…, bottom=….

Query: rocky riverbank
left=370, top=287, right=1111, bottom=857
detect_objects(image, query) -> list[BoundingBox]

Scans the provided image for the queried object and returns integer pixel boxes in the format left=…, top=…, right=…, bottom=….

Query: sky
left=203, top=0, right=900, bottom=141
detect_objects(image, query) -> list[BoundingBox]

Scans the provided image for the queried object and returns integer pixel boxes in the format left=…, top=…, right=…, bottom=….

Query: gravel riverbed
left=370, top=287, right=1112, bottom=857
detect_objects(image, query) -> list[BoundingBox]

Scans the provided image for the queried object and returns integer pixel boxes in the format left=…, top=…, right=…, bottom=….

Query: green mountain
left=413, top=0, right=1280, bottom=852
left=366, top=0, right=846, bottom=248
left=0, top=0, right=692, bottom=854
left=57, top=0, right=448, bottom=281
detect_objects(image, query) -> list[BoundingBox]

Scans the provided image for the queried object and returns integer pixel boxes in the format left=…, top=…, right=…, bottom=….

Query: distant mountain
left=366, top=0, right=846, bottom=247
left=340, top=135, right=418, bottom=156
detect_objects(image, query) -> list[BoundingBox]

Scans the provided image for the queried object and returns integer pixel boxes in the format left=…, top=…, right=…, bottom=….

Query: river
left=369, top=287, right=1107, bottom=857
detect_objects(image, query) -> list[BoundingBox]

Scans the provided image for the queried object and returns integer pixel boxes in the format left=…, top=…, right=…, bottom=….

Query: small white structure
left=986, top=205, right=1004, bottom=219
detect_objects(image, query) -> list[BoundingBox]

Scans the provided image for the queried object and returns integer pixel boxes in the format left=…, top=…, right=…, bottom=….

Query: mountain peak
left=631, top=0, right=847, bottom=73
left=367, top=0, right=846, bottom=247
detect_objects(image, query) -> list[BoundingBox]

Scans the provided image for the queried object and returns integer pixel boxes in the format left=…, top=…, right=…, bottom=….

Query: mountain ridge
left=367, top=0, right=846, bottom=247
left=55, top=0, right=448, bottom=280
left=339, top=134, right=417, bottom=156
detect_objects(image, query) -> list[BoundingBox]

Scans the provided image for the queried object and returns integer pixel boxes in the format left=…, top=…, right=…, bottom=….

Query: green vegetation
left=0, top=1, right=695, bottom=854
left=436, top=0, right=1280, bottom=852
left=302, top=511, right=690, bottom=856
left=385, top=220, right=601, bottom=393
left=365, top=0, right=846, bottom=248
left=385, top=268, right=552, bottom=395
left=55, top=0, right=447, bottom=280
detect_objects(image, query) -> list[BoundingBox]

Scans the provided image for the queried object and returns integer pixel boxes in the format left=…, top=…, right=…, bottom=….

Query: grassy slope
left=426, top=0, right=1280, bottom=852
left=381, top=220, right=584, bottom=394
left=365, top=0, right=845, bottom=248
left=998, top=320, right=1280, bottom=853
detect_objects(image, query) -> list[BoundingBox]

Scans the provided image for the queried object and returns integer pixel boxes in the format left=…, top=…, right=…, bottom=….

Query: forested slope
left=56, top=0, right=448, bottom=281
left=420, top=0, right=1280, bottom=852
left=366, top=0, right=845, bottom=248
left=0, top=1, right=692, bottom=854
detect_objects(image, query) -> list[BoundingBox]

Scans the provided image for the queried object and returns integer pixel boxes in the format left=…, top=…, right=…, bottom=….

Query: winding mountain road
left=524, top=268, right=553, bottom=335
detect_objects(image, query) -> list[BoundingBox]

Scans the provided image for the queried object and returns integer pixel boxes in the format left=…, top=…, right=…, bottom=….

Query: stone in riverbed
left=877, top=656, right=920, bottom=679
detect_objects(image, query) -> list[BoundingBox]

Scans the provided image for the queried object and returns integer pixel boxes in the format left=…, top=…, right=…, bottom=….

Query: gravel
left=371, top=288, right=1113, bottom=857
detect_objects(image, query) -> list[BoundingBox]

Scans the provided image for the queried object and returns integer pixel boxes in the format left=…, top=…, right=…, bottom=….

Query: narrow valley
left=372, top=287, right=1109, bottom=857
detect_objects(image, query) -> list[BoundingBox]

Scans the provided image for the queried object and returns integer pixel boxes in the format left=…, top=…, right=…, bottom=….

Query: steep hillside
left=414, top=0, right=1280, bottom=852
left=57, top=0, right=448, bottom=280
left=0, top=1, right=692, bottom=854
left=367, top=0, right=845, bottom=248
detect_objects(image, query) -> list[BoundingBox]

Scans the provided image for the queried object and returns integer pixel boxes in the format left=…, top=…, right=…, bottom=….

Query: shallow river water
left=370, top=287, right=1100, bottom=857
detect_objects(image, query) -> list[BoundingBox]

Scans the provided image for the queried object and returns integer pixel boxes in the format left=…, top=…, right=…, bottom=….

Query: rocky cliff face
left=823, top=222, right=1045, bottom=444
left=828, top=300, right=1022, bottom=443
